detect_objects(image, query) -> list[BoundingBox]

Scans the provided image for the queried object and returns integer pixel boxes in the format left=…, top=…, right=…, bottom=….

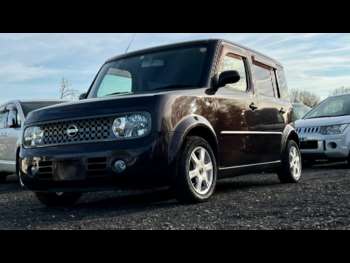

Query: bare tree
left=59, top=78, right=79, bottom=100
left=330, top=86, right=350, bottom=96
left=290, top=88, right=320, bottom=107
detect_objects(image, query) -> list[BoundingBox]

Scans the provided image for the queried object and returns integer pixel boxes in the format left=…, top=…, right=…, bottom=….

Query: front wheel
left=35, top=192, right=82, bottom=207
left=277, top=140, right=302, bottom=183
left=173, top=136, right=217, bottom=204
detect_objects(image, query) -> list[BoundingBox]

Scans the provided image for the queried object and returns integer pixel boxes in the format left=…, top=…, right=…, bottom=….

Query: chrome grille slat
left=296, top=126, right=320, bottom=134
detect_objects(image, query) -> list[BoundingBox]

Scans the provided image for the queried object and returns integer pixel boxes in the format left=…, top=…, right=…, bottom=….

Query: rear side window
left=276, top=69, right=289, bottom=100
left=219, top=54, right=247, bottom=92
left=0, top=111, right=8, bottom=129
left=253, top=63, right=276, bottom=98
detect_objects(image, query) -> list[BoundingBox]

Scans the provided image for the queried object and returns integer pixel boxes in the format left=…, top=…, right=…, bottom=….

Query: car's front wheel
left=277, top=140, right=302, bottom=183
left=35, top=192, right=82, bottom=207
left=173, top=136, right=217, bottom=204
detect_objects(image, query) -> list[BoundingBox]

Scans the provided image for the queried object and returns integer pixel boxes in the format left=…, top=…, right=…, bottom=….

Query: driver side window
left=219, top=53, right=247, bottom=92
left=97, top=68, right=132, bottom=97
left=0, top=111, right=8, bottom=129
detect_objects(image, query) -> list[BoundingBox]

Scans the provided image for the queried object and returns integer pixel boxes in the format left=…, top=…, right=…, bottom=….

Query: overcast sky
left=0, top=33, right=349, bottom=104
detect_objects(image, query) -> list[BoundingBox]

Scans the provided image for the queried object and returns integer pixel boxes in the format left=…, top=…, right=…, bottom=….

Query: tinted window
left=219, top=54, right=247, bottom=92
left=90, top=45, right=211, bottom=98
left=253, top=63, right=276, bottom=97
left=276, top=69, right=289, bottom=100
left=0, top=111, right=8, bottom=129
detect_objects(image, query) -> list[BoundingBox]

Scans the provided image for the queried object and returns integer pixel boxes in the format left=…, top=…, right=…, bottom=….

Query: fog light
left=114, top=160, right=126, bottom=173
left=30, top=164, right=39, bottom=176
left=328, top=142, right=337, bottom=149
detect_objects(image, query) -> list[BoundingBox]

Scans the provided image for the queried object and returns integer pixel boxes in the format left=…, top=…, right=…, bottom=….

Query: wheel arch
left=168, top=115, right=218, bottom=164
left=282, top=124, right=300, bottom=153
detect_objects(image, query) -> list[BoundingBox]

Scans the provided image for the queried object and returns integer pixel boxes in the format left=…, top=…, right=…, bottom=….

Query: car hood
left=24, top=92, right=163, bottom=125
left=295, top=115, right=350, bottom=128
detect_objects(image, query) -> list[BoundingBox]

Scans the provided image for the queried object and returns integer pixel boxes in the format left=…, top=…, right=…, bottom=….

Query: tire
left=35, top=192, right=82, bottom=207
left=277, top=140, right=302, bottom=183
left=173, top=136, right=217, bottom=204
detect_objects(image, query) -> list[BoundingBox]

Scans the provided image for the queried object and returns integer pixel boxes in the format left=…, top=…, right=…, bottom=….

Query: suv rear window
left=253, top=62, right=277, bottom=98
left=276, top=69, right=289, bottom=100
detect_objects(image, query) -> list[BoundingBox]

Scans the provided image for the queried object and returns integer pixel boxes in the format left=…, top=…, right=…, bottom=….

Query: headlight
left=320, top=124, right=349, bottom=135
left=23, top=126, right=44, bottom=147
left=112, top=112, right=151, bottom=139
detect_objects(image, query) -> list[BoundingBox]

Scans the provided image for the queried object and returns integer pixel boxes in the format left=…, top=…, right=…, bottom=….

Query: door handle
left=279, top=107, right=286, bottom=114
left=249, top=103, right=258, bottom=111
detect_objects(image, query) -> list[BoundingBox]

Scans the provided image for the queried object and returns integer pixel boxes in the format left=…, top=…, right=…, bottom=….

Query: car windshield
left=293, top=104, right=311, bottom=120
left=88, top=45, right=211, bottom=98
left=304, top=94, right=350, bottom=119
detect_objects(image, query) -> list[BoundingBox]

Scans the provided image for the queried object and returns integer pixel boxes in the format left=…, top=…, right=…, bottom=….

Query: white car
left=295, top=94, right=350, bottom=164
left=0, top=100, right=65, bottom=182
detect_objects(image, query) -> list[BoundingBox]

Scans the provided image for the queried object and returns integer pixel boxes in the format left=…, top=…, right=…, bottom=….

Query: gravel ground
left=1, top=162, right=350, bottom=230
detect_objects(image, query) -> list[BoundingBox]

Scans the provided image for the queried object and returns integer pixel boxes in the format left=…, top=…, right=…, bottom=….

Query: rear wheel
left=173, top=136, right=217, bottom=204
left=278, top=140, right=302, bottom=183
left=35, top=192, right=82, bottom=207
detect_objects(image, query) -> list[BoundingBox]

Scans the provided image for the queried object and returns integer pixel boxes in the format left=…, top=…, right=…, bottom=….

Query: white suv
left=295, top=94, right=350, bottom=164
left=0, top=100, right=64, bottom=182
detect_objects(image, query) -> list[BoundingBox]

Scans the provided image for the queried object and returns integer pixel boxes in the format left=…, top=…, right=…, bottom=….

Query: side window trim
left=252, top=59, right=279, bottom=99
left=218, top=48, right=250, bottom=94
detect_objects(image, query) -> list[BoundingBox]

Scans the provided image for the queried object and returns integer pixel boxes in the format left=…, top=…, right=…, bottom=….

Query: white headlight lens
left=112, top=112, right=151, bottom=139
left=23, top=126, right=44, bottom=147
left=320, top=124, right=349, bottom=135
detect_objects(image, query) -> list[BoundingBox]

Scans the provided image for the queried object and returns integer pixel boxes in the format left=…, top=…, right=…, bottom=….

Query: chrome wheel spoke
left=189, top=169, right=198, bottom=179
left=191, top=152, right=200, bottom=165
left=289, top=146, right=301, bottom=180
left=188, top=146, right=214, bottom=195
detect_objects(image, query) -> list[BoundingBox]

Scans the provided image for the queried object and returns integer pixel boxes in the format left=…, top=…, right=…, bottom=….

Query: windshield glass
left=304, top=95, right=350, bottom=119
left=293, top=104, right=311, bottom=120
left=89, top=45, right=211, bottom=98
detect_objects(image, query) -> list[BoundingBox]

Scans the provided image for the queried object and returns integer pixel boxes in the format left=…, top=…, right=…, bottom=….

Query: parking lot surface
left=1, top=163, right=349, bottom=230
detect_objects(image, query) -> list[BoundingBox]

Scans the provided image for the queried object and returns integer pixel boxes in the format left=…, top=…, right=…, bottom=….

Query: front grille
left=41, top=116, right=115, bottom=146
left=86, top=157, right=108, bottom=177
left=300, top=140, right=319, bottom=149
left=296, top=127, right=320, bottom=134
left=37, top=160, right=53, bottom=179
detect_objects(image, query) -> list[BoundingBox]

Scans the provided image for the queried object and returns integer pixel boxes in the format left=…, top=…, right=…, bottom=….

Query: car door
left=214, top=45, right=260, bottom=168
left=0, top=107, right=9, bottom=171
left=250, top=58, right=286, bottom=162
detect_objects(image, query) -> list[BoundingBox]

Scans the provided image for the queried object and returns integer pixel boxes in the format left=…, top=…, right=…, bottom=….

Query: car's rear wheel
left=35, top=192, right=82, bottom=207
left=277, top=140, right=302, bottom=183
left=173, top=136, right=217, bottom=204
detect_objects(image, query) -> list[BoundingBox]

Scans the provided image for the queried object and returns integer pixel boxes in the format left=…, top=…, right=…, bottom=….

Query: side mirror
left=214, top=70, right=240, bottom=90
left=79, top=93, right=88, bottom=100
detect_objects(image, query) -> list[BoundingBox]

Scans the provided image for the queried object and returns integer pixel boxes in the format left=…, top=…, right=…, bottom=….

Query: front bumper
left=19, top=133, right=171, bottom=192
left=298, top=132, right=350, bottom=160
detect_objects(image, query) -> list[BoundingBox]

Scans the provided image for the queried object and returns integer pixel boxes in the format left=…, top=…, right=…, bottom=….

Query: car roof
left=106, top=38, right=282, bottom=67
